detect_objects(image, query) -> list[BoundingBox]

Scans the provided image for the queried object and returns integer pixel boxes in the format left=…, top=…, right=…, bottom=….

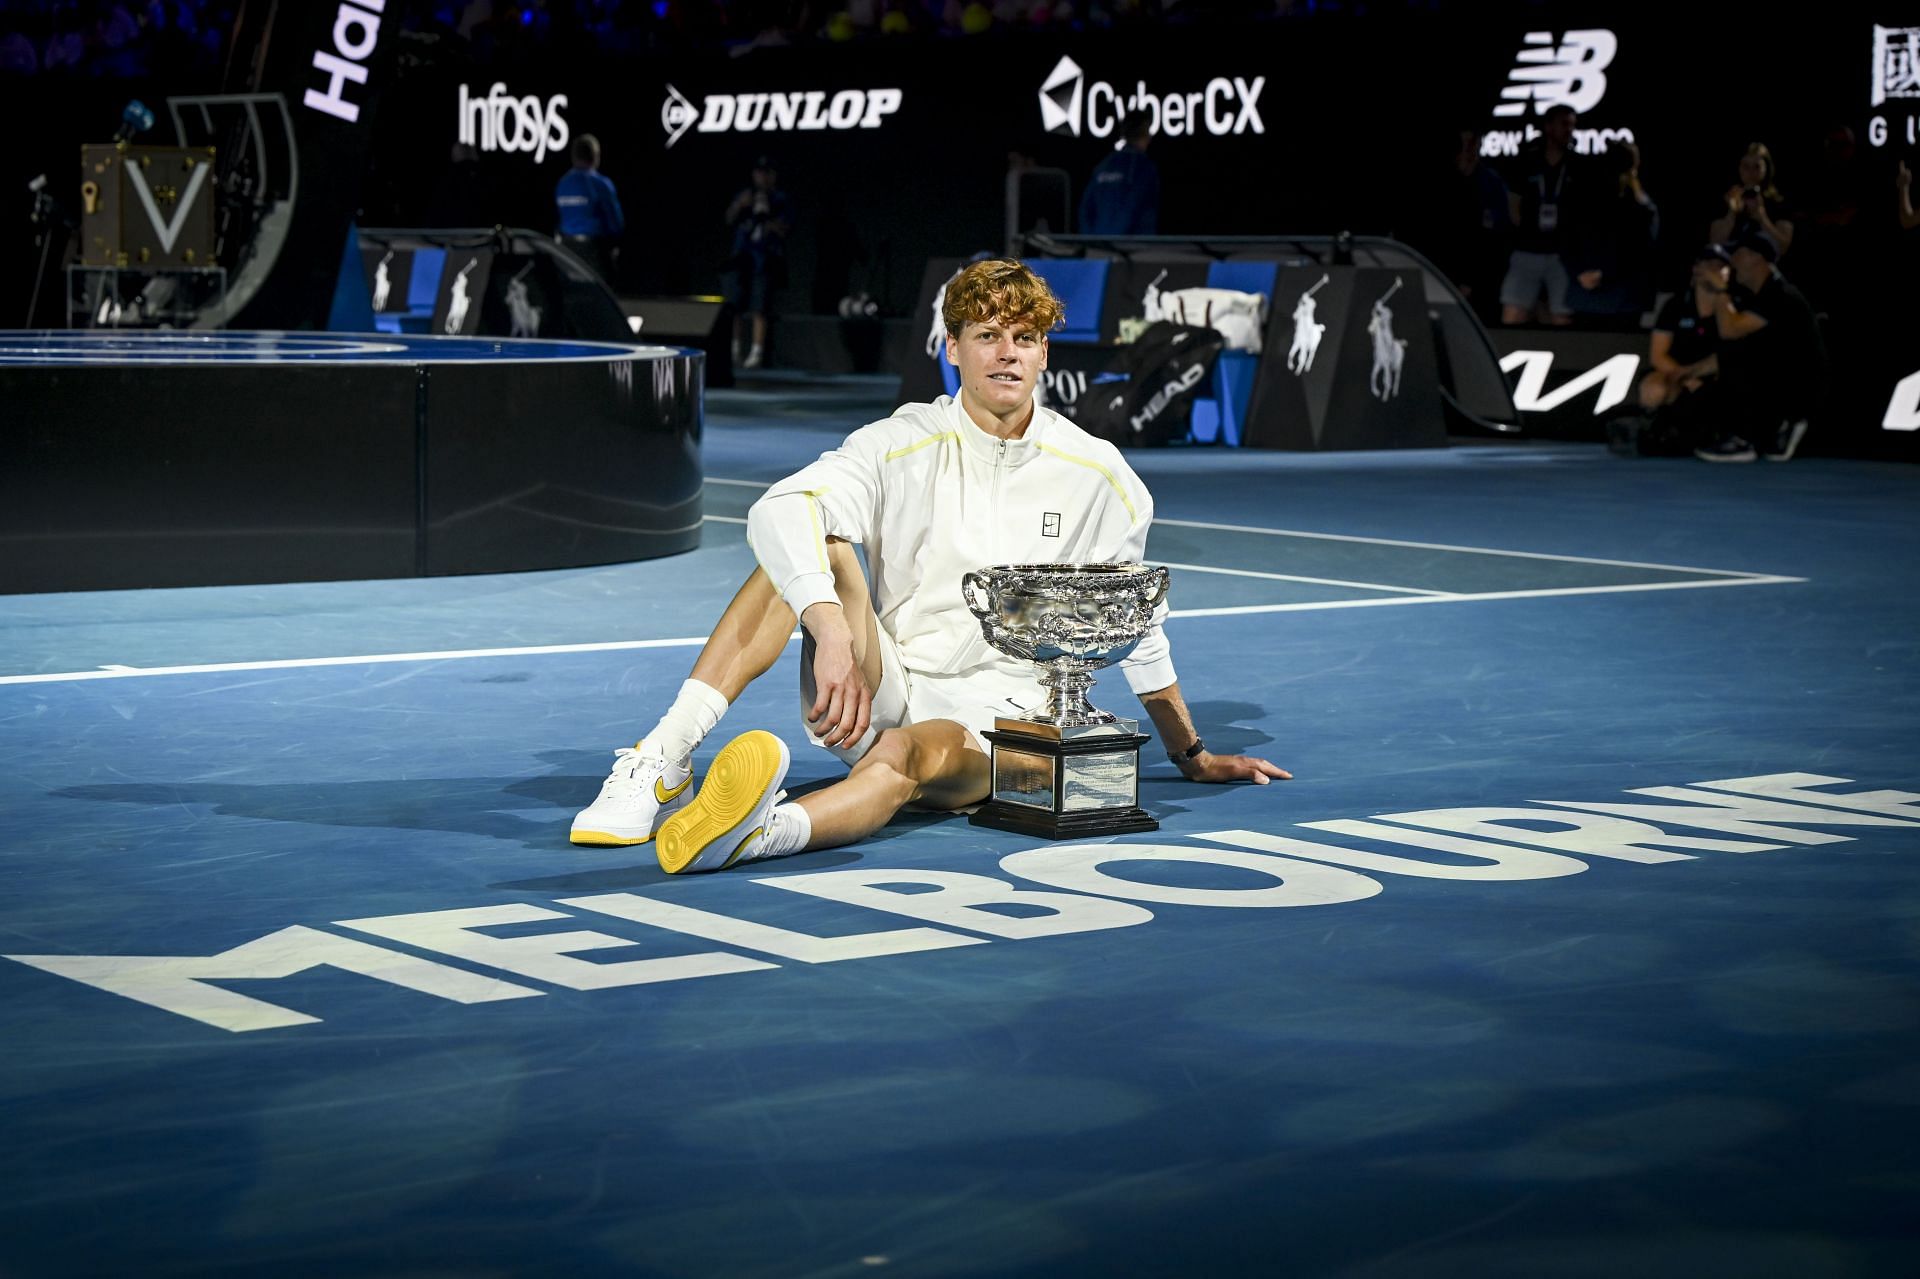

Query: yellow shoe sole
left=569, top=829, right=651, bottom=847
left=656, top=730, right=789, bottom=875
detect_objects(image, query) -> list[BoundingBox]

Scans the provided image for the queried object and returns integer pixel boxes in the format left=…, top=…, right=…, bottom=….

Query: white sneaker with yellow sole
left=570, top=747, right=694, bottom=846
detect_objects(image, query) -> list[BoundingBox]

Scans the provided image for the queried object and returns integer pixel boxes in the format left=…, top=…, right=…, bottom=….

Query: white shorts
left=799, top=625, right=1038, bottom=767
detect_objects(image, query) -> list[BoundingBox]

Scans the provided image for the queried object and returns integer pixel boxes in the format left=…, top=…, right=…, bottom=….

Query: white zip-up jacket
left=746, top=395, right=1177, bottom=696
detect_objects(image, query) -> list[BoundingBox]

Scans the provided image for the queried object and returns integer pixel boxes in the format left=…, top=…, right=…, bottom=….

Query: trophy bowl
left=961, top=562, right=1170, bottom=727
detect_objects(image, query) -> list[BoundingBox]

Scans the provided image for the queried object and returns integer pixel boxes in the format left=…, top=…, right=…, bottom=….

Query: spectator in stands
left=725, top=155, right=794, bottom=369
left=425, top=142, right=488, bottom=228
left=1424, top=127, right=1512, bottom=324
left=1709, top=142, right=1795, bottom=259
left=1500, top=103, right=1583, bottom=326
left=554, top=133, right=625, bottom=285
left=1079, top=109, right=1160, bottom=236
left=1568, top=140, right=1660, bottom=330
left=1692, top=229, right=1826, bottom=463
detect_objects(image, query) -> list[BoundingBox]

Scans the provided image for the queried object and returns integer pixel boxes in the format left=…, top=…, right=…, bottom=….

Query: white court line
left=0, top=635, right=792, bottom=687
left=1148, top=516, right=1779, bottom=580
left=1172, top=574, right=1805, bottom=618
left=1152, top=560, right=1454, bottom=597
left=1, top=492, right=1806, bottom=687
left=709, top=478, right=1776, bottom=581
left=0, top=574, right=1807, bottom=687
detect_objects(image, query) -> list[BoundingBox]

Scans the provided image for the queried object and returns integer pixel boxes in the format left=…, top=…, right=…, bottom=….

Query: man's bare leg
left=653, top=545, right=977, bottom=870
left=576, top=540, right=881, bottom=850
left=795, top=719, right=991, bottom=850
left=689, top=538, right=881, bottom=702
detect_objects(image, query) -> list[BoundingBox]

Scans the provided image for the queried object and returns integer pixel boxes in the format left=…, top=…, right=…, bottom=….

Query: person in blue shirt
left=554, top=133, right=624, bottom=285
left=1079, top=111, right=1160, bottom=237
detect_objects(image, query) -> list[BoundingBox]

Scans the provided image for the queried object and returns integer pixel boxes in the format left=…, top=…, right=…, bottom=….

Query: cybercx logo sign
left=1492, top=29, right=1617, bottom=116
left=1038, top=55, right=1264, bottom=140
left=660, top=83, right=903, bottom=148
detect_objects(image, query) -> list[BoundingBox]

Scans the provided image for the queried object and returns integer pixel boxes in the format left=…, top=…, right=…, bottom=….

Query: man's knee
left=1638, top=372, right=1671, bottom=410
left=870, top=723, right=989, bottom=810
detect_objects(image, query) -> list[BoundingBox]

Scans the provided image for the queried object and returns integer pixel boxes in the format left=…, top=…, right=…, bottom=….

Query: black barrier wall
left=0, top=339, right=704, bottom=594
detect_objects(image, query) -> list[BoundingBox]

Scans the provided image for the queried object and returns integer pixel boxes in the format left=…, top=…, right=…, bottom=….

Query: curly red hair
left=941, top=259, right=1066, bottom=337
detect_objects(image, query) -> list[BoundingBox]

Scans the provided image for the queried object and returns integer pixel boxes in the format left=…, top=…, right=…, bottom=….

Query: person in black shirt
left=1692, top=229, right=1827, bottom=463
left=725, top=156, right=795, bottom=369
left=1638, top=244, right=1728, bottom=411
left=1422, top=127, right=1513, bottom=325
left=1568, top=141, right=1659, bottom=330
left=1500, top=104, right=1583, bottom=326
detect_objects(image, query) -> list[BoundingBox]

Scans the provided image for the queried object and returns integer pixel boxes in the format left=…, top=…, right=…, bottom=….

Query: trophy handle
left=1145, top=566, right=1170, bottom=611
left=961, top=571, right=992, bottom=618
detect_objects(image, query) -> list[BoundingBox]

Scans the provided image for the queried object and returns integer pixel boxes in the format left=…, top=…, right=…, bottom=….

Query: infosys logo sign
left=1038, top=55, right=1265, bottom=140
left=660, top=83, right=903, bottom=148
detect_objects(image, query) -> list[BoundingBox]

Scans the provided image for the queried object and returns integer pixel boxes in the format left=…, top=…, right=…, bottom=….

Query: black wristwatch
left=1168, top=738, right=1206, bottom=765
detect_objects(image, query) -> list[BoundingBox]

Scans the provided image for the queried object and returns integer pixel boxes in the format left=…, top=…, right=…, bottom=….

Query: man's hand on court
left=1183, top=752, right=1291, bottom=785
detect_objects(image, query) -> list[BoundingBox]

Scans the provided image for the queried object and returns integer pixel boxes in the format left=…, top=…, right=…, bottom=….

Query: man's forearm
left=801, top=601, right=851, bottom=648
left=1137, top=682, right=1204, bottom=767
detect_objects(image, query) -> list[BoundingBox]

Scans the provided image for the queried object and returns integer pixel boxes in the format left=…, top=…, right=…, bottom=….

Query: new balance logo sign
left=660, top=84, right=903, bottom=148
left=1493, top=29, right=1617, bottom=117
left=1038, top=56, right=1264, bottom=140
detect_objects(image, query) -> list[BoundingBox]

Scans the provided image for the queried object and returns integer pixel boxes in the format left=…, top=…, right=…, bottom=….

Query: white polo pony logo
left=1368, top=279, right=1407, bottom=402
left=371, top=250, right=394, bottom=312
left=445, top=260, right=477, bottom=335
left=506, top=263, right=542, bottom=338
left=1287, top=274, right=1329, bottom=375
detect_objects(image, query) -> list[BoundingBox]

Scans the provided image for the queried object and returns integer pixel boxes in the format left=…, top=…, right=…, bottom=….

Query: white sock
left=750, top=801, right=812, bottom=863
left=640, top=678, right=729, bottom=763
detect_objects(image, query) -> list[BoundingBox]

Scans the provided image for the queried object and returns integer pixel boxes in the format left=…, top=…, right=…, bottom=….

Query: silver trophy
left=961, top=562, right=1170, bottom=838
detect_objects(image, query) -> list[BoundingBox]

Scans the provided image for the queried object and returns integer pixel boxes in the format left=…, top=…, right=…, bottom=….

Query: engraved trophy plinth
left=961, top=562, right=1171, bottom=839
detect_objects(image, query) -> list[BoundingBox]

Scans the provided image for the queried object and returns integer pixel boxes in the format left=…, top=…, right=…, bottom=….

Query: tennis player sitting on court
left=571, top=258, right=1288, bottom=873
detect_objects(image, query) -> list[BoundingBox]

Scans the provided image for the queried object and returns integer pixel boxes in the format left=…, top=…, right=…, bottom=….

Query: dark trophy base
left=970, top=717, right=1158, bottom=840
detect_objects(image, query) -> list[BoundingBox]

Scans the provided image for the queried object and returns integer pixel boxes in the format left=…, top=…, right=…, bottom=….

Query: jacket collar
left=948, top=394, right=1048, bottom=463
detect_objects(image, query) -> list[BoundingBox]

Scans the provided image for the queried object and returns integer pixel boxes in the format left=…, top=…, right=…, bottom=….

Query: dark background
left=2, top=1, right=1911, bottom=446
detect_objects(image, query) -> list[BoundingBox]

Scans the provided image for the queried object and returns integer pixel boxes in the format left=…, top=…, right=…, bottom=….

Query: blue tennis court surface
left=3, top=374, right=1917, bottom=1277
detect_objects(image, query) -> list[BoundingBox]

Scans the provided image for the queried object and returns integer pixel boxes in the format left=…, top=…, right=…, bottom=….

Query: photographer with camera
left=1690, top=229, right=1825, bottom=464
left=1709, top=142, right=1795, bottom=259
left=724, top=155, right=794, bottom=370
